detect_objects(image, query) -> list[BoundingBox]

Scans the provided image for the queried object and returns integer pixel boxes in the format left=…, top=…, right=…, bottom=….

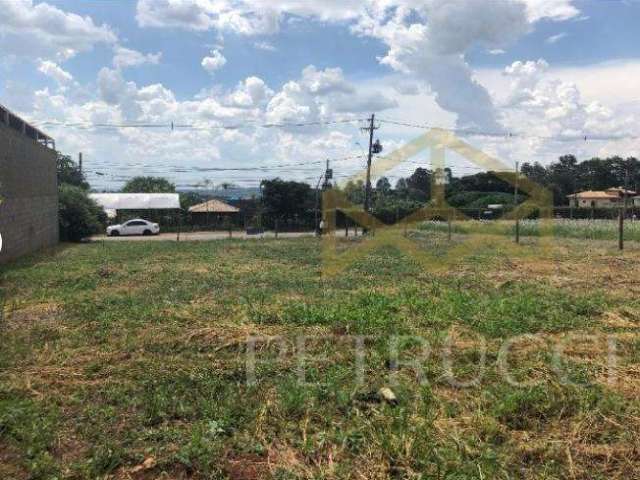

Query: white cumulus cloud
left=136, top=0, right=280, bottom=35
left=227, top=77, right=273, bottom=108
left=546, top=32, right=568, bottom=44
left=201, top=49, right=227, bottom=73
left=133, top=0, right=583, bottom=133
left=113, top=46, right=162, bottom=69
left=253, top=41, right=277, bottom=52
left=37, top=60, right=73, bottom=85
left=300, top=66, right=354, bottom=95
left=0, top=0, right=117, bottom=60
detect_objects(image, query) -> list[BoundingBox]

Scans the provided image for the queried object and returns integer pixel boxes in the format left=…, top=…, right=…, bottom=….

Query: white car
left=107, top=219, right=160, bottom=237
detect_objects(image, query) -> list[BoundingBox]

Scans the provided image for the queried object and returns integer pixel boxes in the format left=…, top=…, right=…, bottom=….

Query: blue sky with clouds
left=1, top=0, right=639, bottom=190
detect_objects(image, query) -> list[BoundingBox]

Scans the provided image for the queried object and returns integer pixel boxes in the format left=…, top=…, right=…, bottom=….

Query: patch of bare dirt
left=0, top=443, right=28, bottom=479
left=471, top=245, right=640, bottom=299
left=224, top=453, right=270, bottom=480
left=4, top=302, right=61, bottom=330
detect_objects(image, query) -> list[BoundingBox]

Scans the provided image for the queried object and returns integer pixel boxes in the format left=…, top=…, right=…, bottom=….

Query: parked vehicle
left=107, top=219, right=160, bottom=236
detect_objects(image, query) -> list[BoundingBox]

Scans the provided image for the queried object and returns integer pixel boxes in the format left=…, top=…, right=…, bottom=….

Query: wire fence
left=405, top=206, right=640, bottom=248
left=108, top=203, right=640, bottom=249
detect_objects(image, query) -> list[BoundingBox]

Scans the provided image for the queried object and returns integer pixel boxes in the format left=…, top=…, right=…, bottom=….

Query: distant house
left=634, top=196, right=640, bottom=207
left=567, top=188, right=637, bottom=208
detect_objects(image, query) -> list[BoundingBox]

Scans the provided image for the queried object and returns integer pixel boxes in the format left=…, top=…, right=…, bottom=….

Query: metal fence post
left=177, top=209, right=182, bottom=242
left=619, top=207, right=624, bottom=251
left=515, top=209, right=520, bottom=244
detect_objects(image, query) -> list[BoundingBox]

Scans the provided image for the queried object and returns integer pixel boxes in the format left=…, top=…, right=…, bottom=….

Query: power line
left=30, top=113, right=640, bottom=142
left=81, top=154, right=366, bottom=176
left=32, top=117, right=367, bottom=131
left=177, top=154, right=365, bottom=172
left=377, top=117, right=640, bottom=142
left=82, top=157, right=489, bottom=186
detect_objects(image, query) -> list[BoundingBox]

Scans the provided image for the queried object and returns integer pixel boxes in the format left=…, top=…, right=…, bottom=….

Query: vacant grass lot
left=419, top=218, right=640, bottom=242
left=1, top=234, right=640, bottom=479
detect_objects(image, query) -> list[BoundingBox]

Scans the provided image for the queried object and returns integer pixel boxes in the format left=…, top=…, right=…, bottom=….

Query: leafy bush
left=58, top=184, right=106, bottom=241
left=371, top=198, right=425, bottom=224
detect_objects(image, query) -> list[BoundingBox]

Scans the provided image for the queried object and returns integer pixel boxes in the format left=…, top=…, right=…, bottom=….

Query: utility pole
left=325, top=159, right=329, bottom=188
left=514, top=161, right=520, bottom=244
left=78, top=152, right=83, bottom=175
left=363, top=114, right=378, bottom=213
left=323, top=159, right=332, bottom=190
left=315, top=162, right=330, bottom=235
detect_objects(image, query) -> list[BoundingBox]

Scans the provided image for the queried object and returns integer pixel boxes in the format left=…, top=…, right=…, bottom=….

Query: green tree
left=375, top=177, right=392, bottom=196
left=450, top=171, right=513, bottom=194
left=56, top=153, right=104, bottom=241
left=57, top=153, right=88, bottom=189
left=58, top=184, right=106, bottom=241
left=122, top=176, right=175, bottom=193
left=260, top=178, right=313, bottom=219
left=520, top=162, right=549, bottom=187
left=343, top=179, right=365, bottom=205
left=405, top=167, right=432, bottom=201
left=180, top=191, right=204, bottom=210
left=395, top=178, right=409, bottom=198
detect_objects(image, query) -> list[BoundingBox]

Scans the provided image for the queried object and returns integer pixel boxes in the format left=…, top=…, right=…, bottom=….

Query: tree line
left=520, top=155, right=639, bottom=205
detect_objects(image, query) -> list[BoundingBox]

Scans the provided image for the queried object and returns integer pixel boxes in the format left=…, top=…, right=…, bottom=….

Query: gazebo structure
left=188, top=199, right=240, bottom=228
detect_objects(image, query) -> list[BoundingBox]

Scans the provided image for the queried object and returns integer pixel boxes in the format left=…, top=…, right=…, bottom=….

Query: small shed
left=90, top=193, right=181, bottom=219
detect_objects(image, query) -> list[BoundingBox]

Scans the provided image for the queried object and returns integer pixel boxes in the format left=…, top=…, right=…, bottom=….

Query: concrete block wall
left=0, top=121, right=59, bottom=264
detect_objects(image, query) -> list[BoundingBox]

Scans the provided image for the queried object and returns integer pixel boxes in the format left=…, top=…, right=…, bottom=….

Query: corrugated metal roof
left=89, top=193, right=180, bottom=210
left=188, top=199, right=240, bottom=213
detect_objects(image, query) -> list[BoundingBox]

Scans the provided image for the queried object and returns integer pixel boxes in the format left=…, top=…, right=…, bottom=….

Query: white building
left=567, top=188, right=637, bottom=208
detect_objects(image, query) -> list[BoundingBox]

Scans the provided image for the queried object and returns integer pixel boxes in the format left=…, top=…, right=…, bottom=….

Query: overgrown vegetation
left=1, top=236, right=639, bottom=478
left=56, top=154, right=106, bottom=241
left=419, top=218, right=640, bottom=242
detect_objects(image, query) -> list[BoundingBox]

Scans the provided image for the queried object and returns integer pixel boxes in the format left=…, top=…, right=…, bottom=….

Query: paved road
left=91, top=230, right=359, bottom=242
